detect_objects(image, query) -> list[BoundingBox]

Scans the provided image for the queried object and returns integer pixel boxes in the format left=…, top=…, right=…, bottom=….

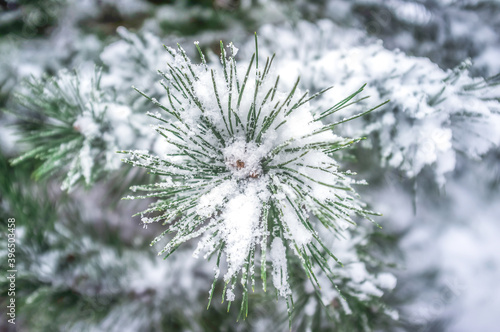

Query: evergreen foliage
left=1, top=1, right=499, bottom=331
left=121, top=37, right=387, bottom=323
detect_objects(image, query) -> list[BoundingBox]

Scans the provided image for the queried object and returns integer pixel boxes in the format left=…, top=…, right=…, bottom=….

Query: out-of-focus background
left=1, top=0, right=499, bottom=331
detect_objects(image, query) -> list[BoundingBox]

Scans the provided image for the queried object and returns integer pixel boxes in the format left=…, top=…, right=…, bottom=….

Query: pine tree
left=2, top=1, right=500, bottom=331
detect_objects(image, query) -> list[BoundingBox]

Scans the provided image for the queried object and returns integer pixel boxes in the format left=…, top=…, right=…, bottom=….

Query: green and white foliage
left=122, top=36, right=385, bottom=320
left=0, top=0, right=66, bottom=38
left=14, top=224, right=213, bottom=332
left=0, top=152, right=222, bottom=332
left=251, top=20, right=500, bottom=185
left=100, top=27, right=167, bottom=103
left=288, top=227, right=398, bottom=332
left=11, top=68, right=140, bottom=191
left=0, top=204, right=211, bottom=331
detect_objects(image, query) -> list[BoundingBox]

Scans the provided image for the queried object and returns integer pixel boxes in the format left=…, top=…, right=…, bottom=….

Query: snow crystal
left=222, top=181, right=267, bottom=280
left=73, top=113, right=100, bottom=139
left=385, top=308, right=399, bottom=321
left=359, top=281, right=384, bottom=298
left=281, top=200, right=312, bottom=247
left=376, top=273, right=397, bottom=290
left=197, top=180, right=238, bottom=218
left=107, top=104, right=132, bottom=121
left=79, top=142, right=93, bottom=184
left=270, top=237, right=291, bottom=297
left=347, top=262, right=368, bottom=284
left=228, top=42, right=239, bottom=56
left=339, top=297, right=352, bottom=315
left=226, top=288, right=235, bottom=302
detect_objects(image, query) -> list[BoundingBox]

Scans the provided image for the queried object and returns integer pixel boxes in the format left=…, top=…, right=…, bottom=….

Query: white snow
left=270, top=237, right=291, bottom=297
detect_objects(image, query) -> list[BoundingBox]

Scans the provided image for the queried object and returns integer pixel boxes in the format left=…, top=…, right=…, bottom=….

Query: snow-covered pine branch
left=10, top=68, right=141, bottom=191
left=251, top=20, right=500, bottom=186
left=122, top=36, right=385, bottom=322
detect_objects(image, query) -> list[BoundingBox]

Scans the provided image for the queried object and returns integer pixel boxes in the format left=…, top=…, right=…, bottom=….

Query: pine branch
left=9, top=68, right=132, bottom=191
left=122, top=37, right=386, bottom=322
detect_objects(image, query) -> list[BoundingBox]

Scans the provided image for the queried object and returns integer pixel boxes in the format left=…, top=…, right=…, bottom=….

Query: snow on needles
left=11, top=68, right=136, bottom=191
left=122, top=37, right=382, bottom=316
left=252, top=20, right=500, bottom=186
